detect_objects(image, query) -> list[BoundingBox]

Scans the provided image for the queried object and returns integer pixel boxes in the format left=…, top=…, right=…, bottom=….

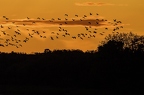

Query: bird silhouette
left=58, top=18, right=61, bottom=20
left=27, top=17, right=30, bottom=19
left=0, top=25, right=3, bottom=28
left=50, top=37, right=54, bottom=40
left=37, top=17, right=40, bottom=20
left=0, top=44, right=4, bottom=47
left=8, top=27, right=11, bottom=29
left=65, top=14, right=68, bottom=16
left=72, top=19, right=75, bottom=21
left=75, top=15, right=78, bottom=17
left=42, top=18, right=45, bottom=20
left=105, top=28, right=108, bottom=30
left=43, top=36, right=46, bottom=38
left=3, top=16, right=6, bottom=18
left=5, top=18, right=9, bottom=20
left=56, top=36, right=58, bottom=39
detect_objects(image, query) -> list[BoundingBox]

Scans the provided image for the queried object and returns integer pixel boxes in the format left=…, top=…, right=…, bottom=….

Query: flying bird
left=75, top=15, right=78, bottom=17
left=50, top=37, right=54, bottom=40
left=65, top=14, right=68, bottom=16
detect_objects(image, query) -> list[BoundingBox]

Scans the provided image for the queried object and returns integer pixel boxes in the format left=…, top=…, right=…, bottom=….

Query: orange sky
left=0, top=0, right=144, bottom=53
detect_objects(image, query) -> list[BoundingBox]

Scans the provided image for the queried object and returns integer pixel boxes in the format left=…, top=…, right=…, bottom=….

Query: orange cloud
left=75, top=2, right=128, bottom=7
left=0, top=15, right=130, bottom=32
left=75, top=2, right=115, bottom=6
left=1, top=17, right=110, bottom=28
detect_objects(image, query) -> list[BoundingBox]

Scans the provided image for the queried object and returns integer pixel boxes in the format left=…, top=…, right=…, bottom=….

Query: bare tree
left=98, top=32, right=144, bottom=52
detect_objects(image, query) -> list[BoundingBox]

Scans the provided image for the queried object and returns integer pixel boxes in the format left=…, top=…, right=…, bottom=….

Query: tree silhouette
left=44, top=48, right=51, bottom=53
left=98, top=32, right=144, bottom=53
left=0, top=32, right=144, bottom=94
left=98, top=40, right=124, bottom=55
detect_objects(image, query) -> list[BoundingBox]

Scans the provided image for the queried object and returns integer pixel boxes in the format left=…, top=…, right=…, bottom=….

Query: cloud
left=75, top=2, right=115, bottom=6
left=1, top=16, right=111, bottom=28
left=75, top=2, right=128, bottom=6
left=0, top=15, right=130, bottom=32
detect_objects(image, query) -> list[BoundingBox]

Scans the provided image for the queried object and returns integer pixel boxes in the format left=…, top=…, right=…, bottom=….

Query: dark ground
left=0, top=48, right=144, bottom=94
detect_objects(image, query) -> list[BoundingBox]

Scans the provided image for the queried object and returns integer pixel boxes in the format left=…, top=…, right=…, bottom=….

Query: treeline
left=0, top=32, right=144, bottom=94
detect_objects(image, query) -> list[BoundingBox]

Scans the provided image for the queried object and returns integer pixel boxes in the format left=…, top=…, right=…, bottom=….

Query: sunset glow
left=0, top=0, right=144, bottom=53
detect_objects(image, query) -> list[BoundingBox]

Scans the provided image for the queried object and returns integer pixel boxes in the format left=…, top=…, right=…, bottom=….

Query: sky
left=0, top=0, right=144, bottom=53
